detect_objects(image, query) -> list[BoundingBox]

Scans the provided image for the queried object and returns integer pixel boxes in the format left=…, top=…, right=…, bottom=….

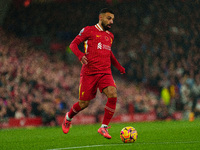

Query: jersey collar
left=95, top=23, right=103, bottom=31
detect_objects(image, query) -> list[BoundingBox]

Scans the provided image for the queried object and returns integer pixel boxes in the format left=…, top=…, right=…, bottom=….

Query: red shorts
left=79, top=74, right=116, bottom=101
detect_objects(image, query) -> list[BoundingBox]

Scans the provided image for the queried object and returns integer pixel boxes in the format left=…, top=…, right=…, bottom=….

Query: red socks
left=68, top=102, right=82, bottom=119
left=68, top=97, right=117, bottom=125
left=102, top=97, right=117, bottom=125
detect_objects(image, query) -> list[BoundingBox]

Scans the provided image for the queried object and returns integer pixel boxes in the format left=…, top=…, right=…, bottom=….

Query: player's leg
left=62, top=100, right=90, bottom=134
left=67, top=100, right=90, bottom=121
left=97, top=74, right=117, bottom=139
left=62, top=75, right=98, bottom=134
left=102, top=86, right=117, bottom=126
left=98, top=86, right=117, bottom=139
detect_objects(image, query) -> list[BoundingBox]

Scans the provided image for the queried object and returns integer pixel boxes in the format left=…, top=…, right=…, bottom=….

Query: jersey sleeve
left=110, top=51, right=125, bottom=74
left=69, top=26, right=90, bottom=61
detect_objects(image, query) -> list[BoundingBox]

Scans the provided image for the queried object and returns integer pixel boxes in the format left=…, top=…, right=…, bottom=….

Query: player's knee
left=107, top=88, right=117, bottom=98
left=79, top=100, right=90, bottom=109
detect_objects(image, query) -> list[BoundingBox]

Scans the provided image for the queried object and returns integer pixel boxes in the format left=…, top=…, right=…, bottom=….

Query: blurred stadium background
left=0, top=0, right=200, bottom=128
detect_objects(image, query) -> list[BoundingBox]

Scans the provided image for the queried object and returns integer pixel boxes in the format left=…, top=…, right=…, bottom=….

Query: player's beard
left=101, top=21, right=112, bottom=31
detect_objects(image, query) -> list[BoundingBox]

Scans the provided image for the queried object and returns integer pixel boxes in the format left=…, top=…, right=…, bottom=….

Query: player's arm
left=69, top=38, right=85, bottom=61
left=110, top=51, right=125, bottom=74
left=69, top=27, right=89, bottom=64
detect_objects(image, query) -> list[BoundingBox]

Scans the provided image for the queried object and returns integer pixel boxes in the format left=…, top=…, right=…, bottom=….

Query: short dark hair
left=99, top=8, right=114, bottom=15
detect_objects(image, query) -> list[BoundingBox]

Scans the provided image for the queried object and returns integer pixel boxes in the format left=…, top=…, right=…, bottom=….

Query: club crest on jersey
left=79, top=28, right=85, bottom=36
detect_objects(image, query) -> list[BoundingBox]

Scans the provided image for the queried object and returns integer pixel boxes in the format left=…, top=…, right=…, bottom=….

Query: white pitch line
left=47, top=141, right=200, bottom=150
left=47, top=143, right=132, bottom=150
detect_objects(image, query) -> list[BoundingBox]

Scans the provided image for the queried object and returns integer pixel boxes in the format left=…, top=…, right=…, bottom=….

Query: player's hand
left=81, top=55, right=88, bottom=65
left=120, top=67, right=126, bottom=74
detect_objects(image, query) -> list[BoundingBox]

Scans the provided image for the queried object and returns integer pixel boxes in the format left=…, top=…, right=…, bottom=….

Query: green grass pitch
left=1, top=120, right=200, bottom=150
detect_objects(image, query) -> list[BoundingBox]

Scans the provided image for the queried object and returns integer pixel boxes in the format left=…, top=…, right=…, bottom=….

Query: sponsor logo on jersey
left=103, top=45, right=111, bottom=51
left=97, top=42, right=111, bottom=50
left=97, top=42, right=102, bottom=49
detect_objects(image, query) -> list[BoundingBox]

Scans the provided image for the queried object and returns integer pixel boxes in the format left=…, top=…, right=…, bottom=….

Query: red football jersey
left=70, top=24, right=124, bottom=75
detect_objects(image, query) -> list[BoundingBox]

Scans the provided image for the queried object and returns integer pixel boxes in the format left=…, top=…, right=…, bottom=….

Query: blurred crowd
left=0, top=29, right=158, bottom=125
left=1, top=0, right=200, bottom=125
